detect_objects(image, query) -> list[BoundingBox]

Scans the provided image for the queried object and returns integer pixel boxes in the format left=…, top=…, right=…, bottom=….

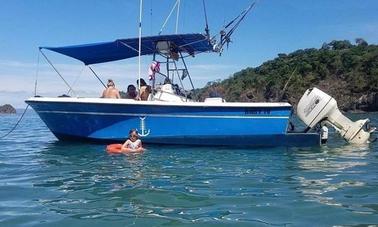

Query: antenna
left=138, top=0, right=143, bottom=92
left=159, top=0, right=179, bottom=35
left=202, top=0, right=210, bottom=39
left=176, top=0, right=181, bottom=34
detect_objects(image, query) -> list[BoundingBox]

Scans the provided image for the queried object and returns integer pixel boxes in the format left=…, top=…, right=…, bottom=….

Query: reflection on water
left=296, top=144, right=369, bottom=172
left=36, top=141, right=148, bottom=217
left=28, top=141, right=378, bottom=225
left=293, top=143, right=375, bottom=213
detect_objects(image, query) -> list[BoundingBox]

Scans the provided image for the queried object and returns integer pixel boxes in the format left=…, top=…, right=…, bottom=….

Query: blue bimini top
left=40, top=33, right=214, bottom=65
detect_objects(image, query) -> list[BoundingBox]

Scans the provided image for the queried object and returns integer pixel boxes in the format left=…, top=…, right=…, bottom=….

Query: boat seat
left=204, top=97, right=226, bottom=103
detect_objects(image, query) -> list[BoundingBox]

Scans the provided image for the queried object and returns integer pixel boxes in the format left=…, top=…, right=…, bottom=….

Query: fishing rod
left=202, top=0, right=210, bottom=39
left=279, top=67, right=297, bottom=101
left=214, top=1, right=256, bottom=53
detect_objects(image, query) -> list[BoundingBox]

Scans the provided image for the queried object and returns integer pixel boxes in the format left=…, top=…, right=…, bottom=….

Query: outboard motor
left=297, top=87, right=375, bottom=144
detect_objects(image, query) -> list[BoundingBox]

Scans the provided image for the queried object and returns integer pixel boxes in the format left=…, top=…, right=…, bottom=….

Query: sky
left=0, top=0, right=377, bottom=107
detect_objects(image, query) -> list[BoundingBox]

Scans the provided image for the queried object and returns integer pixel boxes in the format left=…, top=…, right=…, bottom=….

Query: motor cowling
left=297, top=87, right=375, bottom=144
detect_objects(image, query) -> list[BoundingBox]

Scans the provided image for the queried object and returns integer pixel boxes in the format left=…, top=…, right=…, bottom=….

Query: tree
left=321, top=42, right=330, bottom=50
left=197, top=39, right=378, bottom=111
left=329, top=40, right=353, bottom=50
left=355, top=38, right=368, bottom=47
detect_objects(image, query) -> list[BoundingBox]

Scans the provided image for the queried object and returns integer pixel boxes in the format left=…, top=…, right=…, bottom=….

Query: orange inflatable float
left=106, top=143, right=123, bottom=154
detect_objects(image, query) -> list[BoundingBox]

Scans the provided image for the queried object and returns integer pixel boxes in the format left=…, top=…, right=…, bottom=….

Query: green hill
left=196, top=39, right=378, bottom=111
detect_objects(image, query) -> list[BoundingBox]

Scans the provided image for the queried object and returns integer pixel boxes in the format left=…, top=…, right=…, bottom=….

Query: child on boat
left=121, top=129, right=145, bottom=153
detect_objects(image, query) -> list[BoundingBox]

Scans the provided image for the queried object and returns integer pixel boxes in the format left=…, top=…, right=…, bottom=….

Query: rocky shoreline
left=354, top=93, right=378, bottom=112
left=0, top=104, right=16, bottom=114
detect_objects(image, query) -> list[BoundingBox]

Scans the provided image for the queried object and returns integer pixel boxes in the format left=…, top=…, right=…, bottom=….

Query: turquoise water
left=0, top=111, right=378, bottom=226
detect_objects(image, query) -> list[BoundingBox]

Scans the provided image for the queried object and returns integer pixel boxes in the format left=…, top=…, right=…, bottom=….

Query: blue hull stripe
left=37, top=110, right=289, bottom=119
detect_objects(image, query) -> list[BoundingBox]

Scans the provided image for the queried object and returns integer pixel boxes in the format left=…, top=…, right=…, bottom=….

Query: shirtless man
left=101, top=79, right=121, bottom=99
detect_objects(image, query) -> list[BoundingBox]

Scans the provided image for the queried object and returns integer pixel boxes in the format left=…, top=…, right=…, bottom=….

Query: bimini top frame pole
left=88, top=66, right=106, bottom=88
left=39, top=48, right=77, bottom=97
left=179, top=51, right=195, bottom=91
left=40, top=47, right=106, bottom=93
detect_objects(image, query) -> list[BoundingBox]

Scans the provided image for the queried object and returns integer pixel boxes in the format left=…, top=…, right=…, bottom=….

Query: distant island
left=0, top=104, right=16, bottom=114
left=196, top=39, right=378, bottom=112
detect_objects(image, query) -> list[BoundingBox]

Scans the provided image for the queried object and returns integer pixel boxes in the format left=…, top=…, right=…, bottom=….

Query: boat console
left=152, top=84, right=192, bottom=102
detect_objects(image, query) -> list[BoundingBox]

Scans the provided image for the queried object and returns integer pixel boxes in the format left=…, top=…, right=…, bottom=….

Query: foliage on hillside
left=196, top=39, right=378, bottom=111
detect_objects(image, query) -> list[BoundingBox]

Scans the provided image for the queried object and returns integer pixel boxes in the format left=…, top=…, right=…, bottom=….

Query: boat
left=25, top=2, right=375, bottom=147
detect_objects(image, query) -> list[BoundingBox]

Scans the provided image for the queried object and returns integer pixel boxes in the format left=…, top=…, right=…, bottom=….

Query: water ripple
left=0, top=111, right=378, bottom=226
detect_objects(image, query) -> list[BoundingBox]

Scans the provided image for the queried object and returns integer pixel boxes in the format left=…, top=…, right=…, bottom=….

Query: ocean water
left=0, top=110, right=378, bottom=227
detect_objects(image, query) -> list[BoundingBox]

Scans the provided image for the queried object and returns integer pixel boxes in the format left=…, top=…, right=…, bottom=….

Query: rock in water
left=0, top=104, right=16, bottom=114
left=356, top=93, right=378, bottom=112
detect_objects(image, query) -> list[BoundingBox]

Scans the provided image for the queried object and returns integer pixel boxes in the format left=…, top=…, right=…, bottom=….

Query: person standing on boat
left=101, top=79, right=121, bottom=99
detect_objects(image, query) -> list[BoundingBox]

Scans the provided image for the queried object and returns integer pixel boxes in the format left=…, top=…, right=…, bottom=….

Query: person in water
left=121, top=129, right=145, bottom=153
left=101, top=79, right=121, bottom=99
left=320, top=124, right=329, bottom=144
